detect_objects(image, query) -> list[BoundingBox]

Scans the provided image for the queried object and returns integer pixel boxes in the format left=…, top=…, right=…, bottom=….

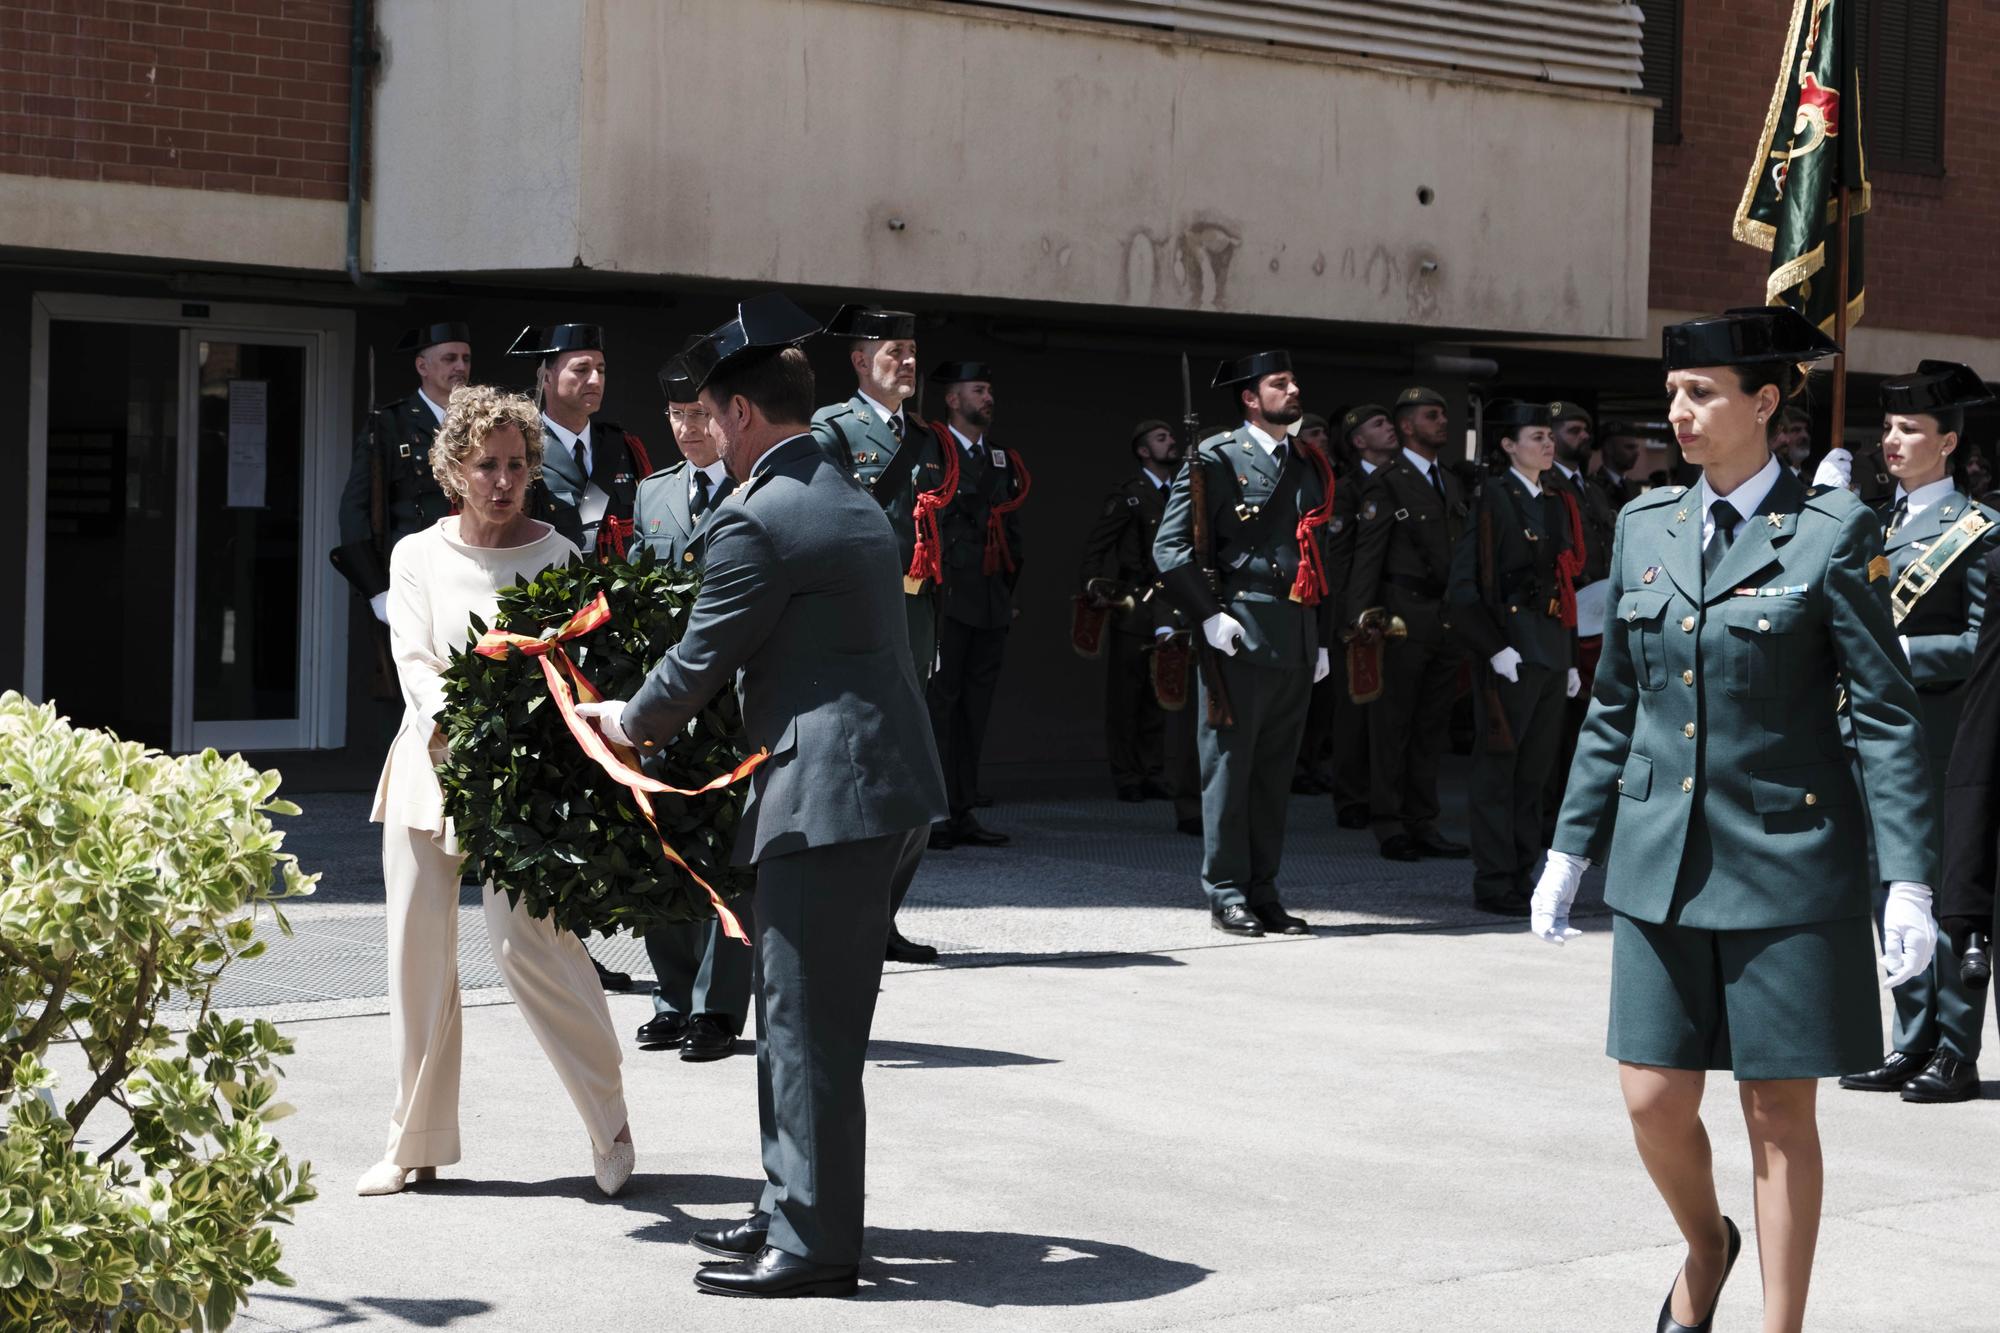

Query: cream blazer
left=371, top=518, right=579, bottom=838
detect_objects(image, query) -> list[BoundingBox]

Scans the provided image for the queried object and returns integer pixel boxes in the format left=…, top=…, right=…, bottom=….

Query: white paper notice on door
left=226, top=379, right=268, bottom=509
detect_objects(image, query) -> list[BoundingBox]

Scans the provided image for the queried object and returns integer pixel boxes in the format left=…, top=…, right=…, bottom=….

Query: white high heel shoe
left=593, top=1137, right=635, bottom=1197
left=355, top=1161, right=436, bottom=1196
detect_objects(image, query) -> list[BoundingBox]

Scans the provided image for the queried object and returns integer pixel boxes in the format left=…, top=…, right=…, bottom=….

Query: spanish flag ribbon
left=473, top=592, right=764, bottom=944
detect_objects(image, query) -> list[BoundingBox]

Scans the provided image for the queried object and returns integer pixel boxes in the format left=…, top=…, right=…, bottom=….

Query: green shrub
left=437, top=549, right=756, bottom=940
left=0, top=691, right=316, bottom=1331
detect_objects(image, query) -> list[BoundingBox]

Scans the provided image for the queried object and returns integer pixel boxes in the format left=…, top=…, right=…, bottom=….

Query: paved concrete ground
left=78, top=771, right=2000, bottom=1329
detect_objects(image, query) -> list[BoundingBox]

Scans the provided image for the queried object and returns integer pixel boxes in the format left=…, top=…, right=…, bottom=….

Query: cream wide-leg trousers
left=381, top=824, right=629, bottom=1167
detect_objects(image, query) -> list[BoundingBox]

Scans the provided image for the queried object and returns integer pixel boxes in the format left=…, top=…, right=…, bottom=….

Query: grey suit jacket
left=624, top=434, right=948, bottom=863
left=630, top=461, right=719, bottom=571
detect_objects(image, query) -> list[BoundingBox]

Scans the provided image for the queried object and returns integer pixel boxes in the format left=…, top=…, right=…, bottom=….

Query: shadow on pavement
left=857, top=1227, right=1211, bottom=1306
left=866, top=1039, right=1060, bottom=1069
left=249, top=1293, right=493, bottom=1328
left=938, top=950, right=1188, bottom=970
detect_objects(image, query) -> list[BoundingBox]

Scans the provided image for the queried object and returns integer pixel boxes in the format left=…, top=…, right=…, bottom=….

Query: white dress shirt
left=1893, top=475, right=1957, bottom=526
left=1698, top=454, right=1781, bottom=549
left=858, top=390, right=907, bottom=439
left=690, top=458, right=729, bottom=509
left=543, top=414, right=609, bottom=548
left=1245, top=421, right=1288, bottom=459
left=418, top=389, right=449, bottom=424
left=1511, top=467, right=1543, bottom=498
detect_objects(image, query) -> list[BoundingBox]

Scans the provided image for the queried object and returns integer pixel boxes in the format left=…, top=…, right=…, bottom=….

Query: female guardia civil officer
left=1530, top=308, right=1939, bottom=1333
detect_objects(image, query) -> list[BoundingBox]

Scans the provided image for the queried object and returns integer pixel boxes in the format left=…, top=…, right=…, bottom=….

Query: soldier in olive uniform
left=1593, top=421, right=1648, bottom=508
left=1154, top=351, right=1335, bottom=937
left=507, top=324, right=651, bottom=560
left=333, top=322, right=469, bottom=620
left=812, top=306, right=954, bottom=962
left=926, top=362, right=1025, bottom=850
left=1344, top=386, right=1472, bottom=862
left=1838, top=361, right=2000, bottom=1104
left=1080, top=419, right=1181, bottom=802
left=1773, top=403, right=1813, bottom=480
left=1533, top=309, right=1938, bottom=1333
left=1543, top=400, right=1618, bottom=839
left=1447, top=402, right=1580, bottom=914
left=626, top=350, right=750, bottom=1061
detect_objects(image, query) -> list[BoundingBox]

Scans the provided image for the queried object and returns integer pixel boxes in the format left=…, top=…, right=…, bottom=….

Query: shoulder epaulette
left=637, top=460, right=687, bottom=484
left=1803, top=483, right=1863, bottom=517
left=1196, top=429, right=1236, bottom=457
left=811, top=401, right=855, bottom=424
left=1625, top=485, right=1686, bottom=512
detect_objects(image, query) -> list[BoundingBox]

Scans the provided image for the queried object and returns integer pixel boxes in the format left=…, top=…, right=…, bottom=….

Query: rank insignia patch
left=1642, top=566, right=1658, bottom=584
left=1868, top=555, right=1890, bottom=583
left=1362, top=500, right=1379, bottom=521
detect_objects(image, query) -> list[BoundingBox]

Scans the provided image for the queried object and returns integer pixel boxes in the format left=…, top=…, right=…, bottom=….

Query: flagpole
left=1829, top=183, right=1852, bottom=453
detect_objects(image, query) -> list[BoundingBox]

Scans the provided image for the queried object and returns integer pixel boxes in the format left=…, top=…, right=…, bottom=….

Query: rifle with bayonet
left=1181, top=353, right=1236, bottom=730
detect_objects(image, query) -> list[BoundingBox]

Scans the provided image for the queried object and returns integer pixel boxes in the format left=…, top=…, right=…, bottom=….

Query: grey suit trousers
left=1196, top=654, right=1311, bottom=911
left=754, top=831, right=907, bottom=1265
left=645, top=894, right=756, bottom=1029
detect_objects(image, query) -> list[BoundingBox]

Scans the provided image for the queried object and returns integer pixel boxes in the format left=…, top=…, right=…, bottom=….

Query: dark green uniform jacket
left=1344, top=453, right=1471, bottom=642
left=1447, top=469, right=1578, bottom=672
left=811, top=395, right=952, bottom=577
left=630, top=460, right=724, bottom=571
left=1154, top=426, right=1337, bottom=670
left=336, top=393, right=452, bottom=597
left=534, top=418, right=646, bottom=558
left=1553, top=471, right=1937, bottom=930
left=934, top=430, right=1024, bottom=630
left=1080, top=471, right=1173, bottom=635
left=1940, top=547, right=2000, bottom=927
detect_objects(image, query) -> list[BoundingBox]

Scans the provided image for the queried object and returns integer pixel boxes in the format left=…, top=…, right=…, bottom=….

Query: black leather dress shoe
left=1211, top=905, right=1266, bottom=937
left=692, top=1216, right=769, bottom=1260
left=1901, top=1052, right=1981, bottom=1103
left=1474, top=893, right=1533, bottom=918
left=591, top=953, right=634, bottom=992
left=1140, top=779, right=1175, bottom=800
left=1175, top=816, right=1202, bottom=837
left=1336, top=806, right=1371, bottom=830
left=1414, top=834, right=1470, bottom=859
left=1379, top=834, right=1422, bottom=862
left=885, top=930, right=939, bottom=964
left=953, top=817, right=1010, bottom=847
left=1656, top=1216, right=1740, bottom=1333
left=635, top=1012, right=690, bottom=1049
left=972, top=791, right=994, bottom=808
left=1117, top=786, right=1145, bottom=803
left=1838, top=1048, right=1932, bottom=1092
left=1252, top=903, right=1311, bottom=936
left=1290, top=773, right=1329, bottom=796
left=680, top=1013, right=739, bottom=1063
left=926, top=824, right=957, bottom=851
left=695, top=1246, right=858, bottom=1298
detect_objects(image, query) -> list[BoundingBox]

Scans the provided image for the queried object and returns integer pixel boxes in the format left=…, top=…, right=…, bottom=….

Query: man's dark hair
left=705, top=346, right=816, bottom=424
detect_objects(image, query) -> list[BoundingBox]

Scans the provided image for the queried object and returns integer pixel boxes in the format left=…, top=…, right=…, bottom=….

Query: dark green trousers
left=891, top=590, right=935, bottom=925
left=1104, top=629, right=1165, bottom=791
left=1369, top=632, right=1462, bottom=843
left=1469, top=664, right=1566, bottom=906
left=1329, top=648, right=1371, bottom=819
left=753, top=831, right=903, bottom=1266
left=645, top=896, right=755, bottom=1030
left=1196, top=654, right=1311, bottom=911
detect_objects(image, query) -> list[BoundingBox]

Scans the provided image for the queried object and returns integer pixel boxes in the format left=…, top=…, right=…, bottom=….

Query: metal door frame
left=25, top=293, right=355, bottom=752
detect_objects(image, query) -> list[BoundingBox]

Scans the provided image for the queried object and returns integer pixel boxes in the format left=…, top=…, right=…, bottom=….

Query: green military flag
left=1732, top=0, right=1870, bottom=334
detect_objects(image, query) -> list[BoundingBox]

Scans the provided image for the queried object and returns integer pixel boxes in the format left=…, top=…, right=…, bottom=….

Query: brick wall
left=1652, top=0, right=2000, bottom=340
left=0, top=0, right=352, bottom=201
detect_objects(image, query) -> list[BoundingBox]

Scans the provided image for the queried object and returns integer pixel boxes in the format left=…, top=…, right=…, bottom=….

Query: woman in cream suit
left=357, top=385, right=633, bottom=1198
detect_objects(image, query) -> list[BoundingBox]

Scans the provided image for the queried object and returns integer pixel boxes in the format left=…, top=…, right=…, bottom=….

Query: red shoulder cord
left=1287, top=443, right=1338, bottom=606
left=592, top=431, right=651, bottom=562
left=982, top=448, right=1033, bottom=575
left=1554, top=487, right=1586, bottom=628
left=907, top=422, right=961, bottom=586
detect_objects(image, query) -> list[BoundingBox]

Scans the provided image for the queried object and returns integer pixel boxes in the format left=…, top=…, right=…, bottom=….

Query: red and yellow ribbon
left=473, top=592, right=765, bottom=943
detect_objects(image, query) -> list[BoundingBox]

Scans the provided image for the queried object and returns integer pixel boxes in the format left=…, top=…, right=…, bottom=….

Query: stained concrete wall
left=372, top=0, right=1654, bottom=341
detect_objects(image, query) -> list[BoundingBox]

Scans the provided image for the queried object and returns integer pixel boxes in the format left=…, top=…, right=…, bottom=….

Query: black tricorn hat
left=824, top=304, right=917, bottom=341
left=1881, top=360, right=1995, bottom=415
left=1486, top=399, right=1554, bottom=432
left=658, top=335, right=710, bottom=405
left=395, top=322, right=471, bottom=353
left=679, top=294, right=822, bottom=393
left=1212, top=350, right=1291, bottom=389
left=1661, top=306, right=1840, bottom=370
left=506, top=324, right=606, bottom=358
left=929, top=361, right=995, bottom=385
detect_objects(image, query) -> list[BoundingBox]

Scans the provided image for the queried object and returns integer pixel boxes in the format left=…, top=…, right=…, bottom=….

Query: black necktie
left=1427, top=463, right=1447, bottom=506
left=1888, top=497, right=1910, bottom=535
left=572, top=440, right=588, bottom=479
left=890, top=413, right=906, bottom=443
left=691, top=471, right=712, bottom=517
left=1704, top=499, right=1742, bottom=583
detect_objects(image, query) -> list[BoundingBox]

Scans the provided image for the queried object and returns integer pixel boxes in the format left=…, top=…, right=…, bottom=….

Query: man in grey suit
left=626, top=353, right=748, bottom=1061
left=578, top=295, right=947, bottom=1299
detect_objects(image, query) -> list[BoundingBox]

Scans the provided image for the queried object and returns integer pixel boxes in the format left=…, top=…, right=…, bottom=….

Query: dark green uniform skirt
left=1607, top=912, right=1881, bottom=1081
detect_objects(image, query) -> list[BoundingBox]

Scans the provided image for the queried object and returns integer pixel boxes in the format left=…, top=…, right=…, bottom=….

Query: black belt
left=1385, top=573, right=1445, bottom=599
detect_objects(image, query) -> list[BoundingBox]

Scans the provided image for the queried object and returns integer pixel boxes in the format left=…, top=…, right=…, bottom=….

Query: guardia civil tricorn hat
left=823, top=305, right=917, bottom=341
left=1212, top=350, right=1291, bottom=389
left=1485, top=400, right=1553, bottom=431
left=678, top=294, right=822, bottom=393
left=1880, top=360, right=1995, bottom=414
left=657, top=335, right=710, bottom=405
left=1661, top=307, right=1840, bottom=370
left=506, top=324, right=606, bottom=359
left=395, top=322, right=471, bottom=353
left=929, top=361, right=995, bottom=385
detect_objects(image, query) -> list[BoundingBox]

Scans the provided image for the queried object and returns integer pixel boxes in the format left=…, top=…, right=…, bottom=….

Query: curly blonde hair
left=430, top=385, right=545, bottom=500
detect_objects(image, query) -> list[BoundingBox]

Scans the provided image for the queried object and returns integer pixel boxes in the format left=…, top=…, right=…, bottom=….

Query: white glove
left=1879, top=881, right=1938, bottom=989
left=1531, top=850, right=1589, bottom=944
left=1811, top=446, right=1854, bottom=490
left=1565, top=667, right=1582, bottom=698
left=572, top=700, right=633, bottom=749
left=1202, top=611, right=1246, bottom=656
left=1313, top=648, right=1330, bottom=683
left=369, top=592, right=390, bottom=623
left=1488, top=647, right=1523, bottom=683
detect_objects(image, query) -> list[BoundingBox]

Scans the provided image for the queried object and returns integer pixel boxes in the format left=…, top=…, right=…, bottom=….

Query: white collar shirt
left=418, top=389, right=449, bottom=423
left=1245, top=421, right=1287, bottom=458
left=543, top=415, right=592, bottom=476
left=1511, top=467, right=1543, bottom=498
left=1894, top=475, right=1957, bottom=523
left=691, top=458, right=729, bottom=506
left=1698, top=454, right=1782, bottom=549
